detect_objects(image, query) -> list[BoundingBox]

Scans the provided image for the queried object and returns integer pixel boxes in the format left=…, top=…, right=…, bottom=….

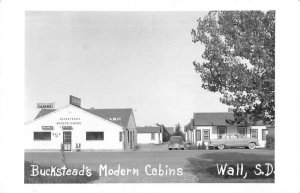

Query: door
left=63, top=131, right=72, bottom=151
left=217, top=127, right=227, bottom=139
left=130, top=131, right=133, bottom=149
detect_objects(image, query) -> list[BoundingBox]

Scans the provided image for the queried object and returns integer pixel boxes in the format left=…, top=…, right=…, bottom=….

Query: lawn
left=185, top=150, right=275, bottom=183
left=25, top=149, right=274, bottom=183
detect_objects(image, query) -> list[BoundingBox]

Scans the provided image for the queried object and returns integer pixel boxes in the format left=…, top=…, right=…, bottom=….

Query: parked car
left=208, top=133, right=259, bottom=150
left=184, top=142, right=192, bottom=150
left=168, top=136, right=184, bottom=150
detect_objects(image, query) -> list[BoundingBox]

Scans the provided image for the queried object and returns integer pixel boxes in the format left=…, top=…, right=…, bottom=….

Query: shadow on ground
left=185, top=151, right=275, bottom=183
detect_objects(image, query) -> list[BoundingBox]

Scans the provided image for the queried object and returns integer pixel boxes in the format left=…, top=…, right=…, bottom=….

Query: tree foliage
left=191, top=11, right=275, bottom=125
left=156, top=123, right=172, bottom=142
left=173, top=123, right=185, bottom=141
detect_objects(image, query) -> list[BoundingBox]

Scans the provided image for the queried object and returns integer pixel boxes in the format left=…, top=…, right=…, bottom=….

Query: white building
left=136, top=127, right=162, bottom=144
left=136, top=126, right=174, bottom=144
left=184, top=111, right=268, bottom=148
left=25, top=96, right=137, bottom=151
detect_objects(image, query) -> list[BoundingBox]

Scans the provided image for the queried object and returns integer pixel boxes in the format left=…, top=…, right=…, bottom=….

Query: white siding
left=25, top=105, right=124, bottom=151
left=192, top=125, right=267, bottom=148
left=249, top=126, right=267, bottom=148
left=137, top=133, right=161, bottom=144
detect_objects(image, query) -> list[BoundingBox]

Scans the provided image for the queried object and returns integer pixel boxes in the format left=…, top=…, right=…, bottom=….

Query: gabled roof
left=136, top=126, right=161, bottom=133
left=35, top=109, right=57, bottom=120
left=193, top=112, right=265, bottom=126
left=136, top=126, right=174, bottom=134
left=83, top=108, right=132, bottom=128
left=34, top=106, right=133, bottom=127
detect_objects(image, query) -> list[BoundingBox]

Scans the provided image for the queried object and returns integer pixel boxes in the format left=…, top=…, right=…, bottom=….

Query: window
left=151, top=133, right=155, bottom=140
left=217, top=127, right=227, bottom=139
left=34, top=132, right=51, bottom=140
left=237, top=126, right=247, bottom=137
left=262, top=129, right=267, bottom=140
left=86, top=132, right=104, bottom=140
left=229, top=134, right=239, bottom=139
left=119, top=132, right=123, bottom=142
left=196, top=130, right=201, bottom=141
left=250, top=129, right=258, bottom=139
left=203, top=130, right=210, bottom=141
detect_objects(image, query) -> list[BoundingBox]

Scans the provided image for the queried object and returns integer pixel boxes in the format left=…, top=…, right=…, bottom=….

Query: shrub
left=197, top=141, right=207, bottom=150
left=188, top=145, right=198, bottom=150
left=265, top=135, right=275, bottom=149
left=201, top=141, right=207, bottom=150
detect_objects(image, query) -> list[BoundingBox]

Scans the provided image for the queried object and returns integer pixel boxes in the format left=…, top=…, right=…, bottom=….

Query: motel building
left=136, top=126, right=174, bottom=144
left=25, top=96, right=137, bottom=151
left=184, top=109, right=269, bottom=148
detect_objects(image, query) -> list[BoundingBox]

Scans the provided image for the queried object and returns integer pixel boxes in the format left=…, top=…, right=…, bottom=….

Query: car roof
left=170, top=136, right=183, bottom=138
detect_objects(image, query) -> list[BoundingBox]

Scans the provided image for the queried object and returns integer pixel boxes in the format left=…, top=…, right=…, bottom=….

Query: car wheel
left=217, top=144, right=225, bottom=150
left=169, top=148, right=172, bottom=150
left=248, top=143, right=256, bottom=150
left=181, top=148, right=184, bottom=150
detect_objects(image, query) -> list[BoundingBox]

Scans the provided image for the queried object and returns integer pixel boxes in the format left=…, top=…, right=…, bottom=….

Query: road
left=25, top=149, right=274, bottom=183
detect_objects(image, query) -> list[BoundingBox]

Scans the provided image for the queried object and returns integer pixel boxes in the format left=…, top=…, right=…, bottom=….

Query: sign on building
left=70, top=95, right=81, bottom=107
left=37, top=103, right=55, bottom=109
left=42, top=126, right=54, bottom=130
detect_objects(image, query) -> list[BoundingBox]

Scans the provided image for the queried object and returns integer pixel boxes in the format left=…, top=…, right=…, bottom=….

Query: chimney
left=228, top=108, right=234, bottom=113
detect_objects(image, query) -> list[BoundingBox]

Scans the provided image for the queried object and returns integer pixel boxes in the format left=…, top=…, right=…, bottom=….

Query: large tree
left=191, top=11, right=275, bottom=125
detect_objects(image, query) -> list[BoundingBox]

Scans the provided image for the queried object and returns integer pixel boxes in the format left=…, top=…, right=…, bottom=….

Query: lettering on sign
left=109, top=117, right=122, bottom=121
left=37, top=103, right=55, bottom=109
left=62, top=126, right=73, bottom=130
left=42, top=126, right=53, bottom=130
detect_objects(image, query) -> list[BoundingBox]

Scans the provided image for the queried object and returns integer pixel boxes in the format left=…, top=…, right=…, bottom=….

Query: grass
left=24, top=161, right=99, bottom=183
left=185, top=151, right=275, bottom=183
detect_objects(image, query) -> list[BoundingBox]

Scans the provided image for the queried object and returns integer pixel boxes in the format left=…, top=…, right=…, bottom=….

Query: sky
left=25, top=11, right=229, bottom=127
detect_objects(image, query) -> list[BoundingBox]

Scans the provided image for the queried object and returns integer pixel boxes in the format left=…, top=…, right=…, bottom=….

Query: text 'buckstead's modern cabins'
left=184, top=109, right=268, bottom=148
left=25, top=96, right=137, bottom=151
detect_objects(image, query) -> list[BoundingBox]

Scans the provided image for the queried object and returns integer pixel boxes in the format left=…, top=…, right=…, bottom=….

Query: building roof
left=136, top=126, right=174, bottom=134
left=83, top=108, right=132, bottom=128
left=136, top=126, right=161, bottom=133
left=35, top=109, right=57, bottom=120
left=193, top=112, right=265, bottom=126
left=34, top=106, right=133, bottom=127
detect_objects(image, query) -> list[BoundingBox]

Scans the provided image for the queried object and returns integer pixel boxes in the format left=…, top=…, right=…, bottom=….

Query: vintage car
left=208, top=133, right=259, bottom=150
left=168, top=136, right=184, bottom=150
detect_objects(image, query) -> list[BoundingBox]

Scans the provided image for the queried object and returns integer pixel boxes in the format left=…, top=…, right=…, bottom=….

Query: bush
left=188, top=145, right=198, bottom=150
left=197, top=141, right=207, bottom=150
left=265, top=135, right=275, bottom=149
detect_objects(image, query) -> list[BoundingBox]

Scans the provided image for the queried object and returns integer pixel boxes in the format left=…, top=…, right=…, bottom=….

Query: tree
left=173, top=123, right=185, bottom=141
left=156, top=123, right=172, bottom=142
left=191, top=11, right=275, bottom=125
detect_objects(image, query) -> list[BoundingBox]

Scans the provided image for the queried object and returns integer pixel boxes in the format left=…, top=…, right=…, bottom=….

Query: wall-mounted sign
left=62, top=126, right=73, bottom=130
left=70, top=95, right=81, bottom=107
left=37, top=103, right=55, bottom=109
left=57, top=117, right=81, bottom=125
left=42, top=126, right=53, bottom=130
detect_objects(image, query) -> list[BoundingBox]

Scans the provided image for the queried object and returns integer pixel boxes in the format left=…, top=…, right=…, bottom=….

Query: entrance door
left=217, top=127, right=227, bottom=139
left=130, top=131, right=133, bottom=149
left=63, top=131, right=72, bottom=151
